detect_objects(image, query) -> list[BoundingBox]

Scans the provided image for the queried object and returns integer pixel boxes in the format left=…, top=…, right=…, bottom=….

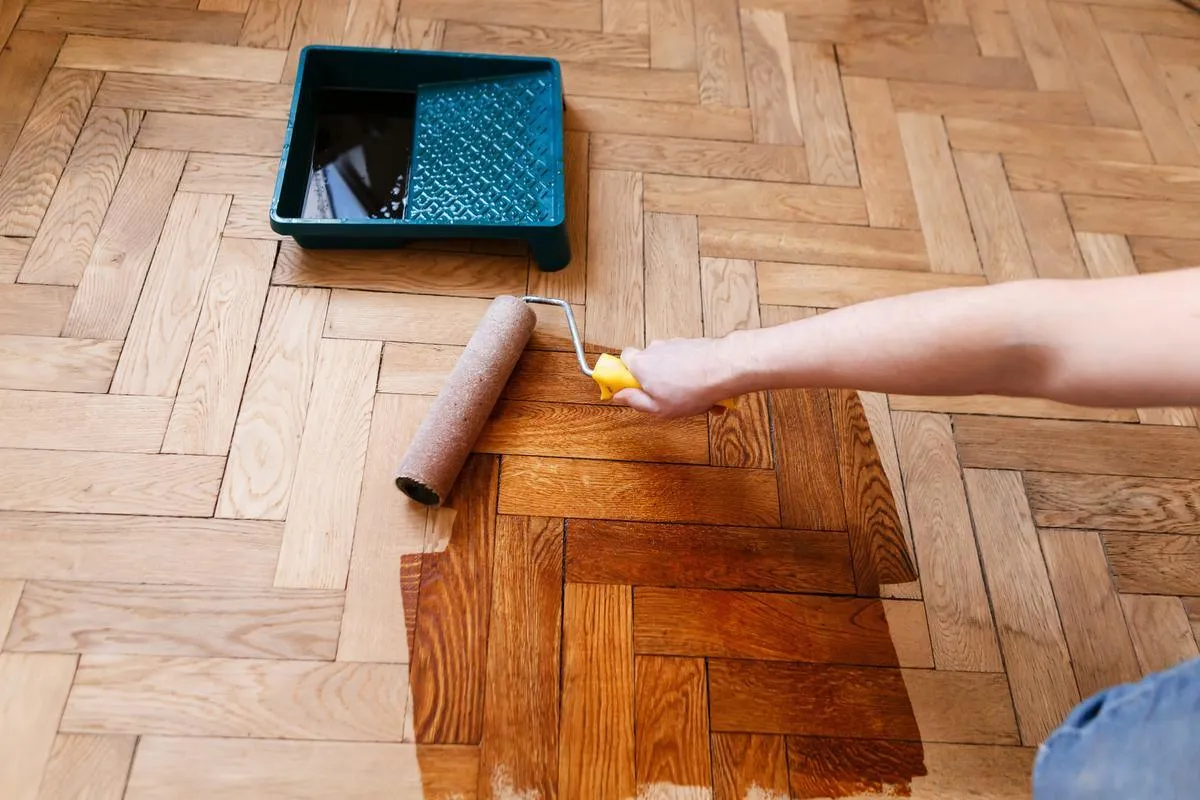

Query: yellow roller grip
left=591, top=353, right=738, bottom=411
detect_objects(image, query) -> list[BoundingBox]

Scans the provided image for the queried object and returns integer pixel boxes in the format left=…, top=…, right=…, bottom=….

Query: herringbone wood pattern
left=1, top=0, right=1199, bottom=797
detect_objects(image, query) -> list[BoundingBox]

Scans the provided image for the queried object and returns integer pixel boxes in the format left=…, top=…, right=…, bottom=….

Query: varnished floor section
left=2, top=0, right=1200, bottom=797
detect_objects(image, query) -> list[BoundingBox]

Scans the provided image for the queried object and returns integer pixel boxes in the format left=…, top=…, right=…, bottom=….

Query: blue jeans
left=1033, top=656, right=1200, bottom=798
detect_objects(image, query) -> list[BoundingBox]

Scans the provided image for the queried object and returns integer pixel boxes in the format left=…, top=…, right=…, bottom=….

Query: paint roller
left=394, top=294, right=737, bottom=506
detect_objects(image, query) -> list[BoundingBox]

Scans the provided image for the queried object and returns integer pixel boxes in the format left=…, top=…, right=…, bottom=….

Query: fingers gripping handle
left=591, top=353, right=738, bottom=411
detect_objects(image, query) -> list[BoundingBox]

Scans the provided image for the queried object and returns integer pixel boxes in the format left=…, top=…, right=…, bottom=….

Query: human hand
left=611, top=336, right=742, bottom=419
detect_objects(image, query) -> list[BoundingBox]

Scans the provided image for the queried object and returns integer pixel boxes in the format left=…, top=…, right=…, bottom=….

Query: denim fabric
left=1033, top=656, right=1200, bottom=798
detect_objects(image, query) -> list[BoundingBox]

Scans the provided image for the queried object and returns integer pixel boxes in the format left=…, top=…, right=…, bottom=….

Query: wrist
left=712, top=329, right=765, bottom=396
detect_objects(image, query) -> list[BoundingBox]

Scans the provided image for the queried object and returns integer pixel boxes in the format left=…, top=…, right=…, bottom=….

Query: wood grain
left=703, top=218, right=930, bottom=270
left=969, top=0, right=1022, bottom=57
left=1040, top=528, right=1141, bottom=698
left=0, top=389, right=170, bottom=452
left=839, top=43, right=1036, bottom=90
left=740, top=8, right=803, bottom=145
left=1079, top=230, right=1159, bottom=278
left=274, top=337, right=379, bottom=590
left=36, top=733, right=136, bottom=800
left=860, top=390, right=922, bottom=601
left=787, top=736, right=927, bottom=800
left=787, top=15, right=976, bottom=51
left=61, top=655, right=409, bottom=741
left=1104, top=531, right=1200, bottom=596
left=792, top=40, right=858, bottom=186
left=694, top=0, right=747, bottom=107
left=1104, top=30, right=1200, bottom=166
left=586, top=170, right=644, bottom=350
left=339, top=0, right=397, bottom=47
left=1006, top=0, right=1077, bottom=91
left=445, top=21, right=647, bottom=67
left=0, top=579, right=20, bottom=642
left=137, top=111, right=284, bottom=155
left=58, top=34, right=287, bottom=82
left=893, top=412, right=1004, bottom=672
left=897, top=112, right=984, bottom=276
left=711, top=733, right=789, bottom=800
left=1026, top=471, right=1200, bottom=534
left=890, top=394, right=1136, bottom=422
left=411, top=455, right=498, bottom=744
left=591, top=132, right=808, bottom=183
left=109, top=192, right=229, bottom=396
left=0, top=284, right=71, bottom=335
left=1065, top=195, right=1200, bottom=239
left=955, top=151, right=1037, bottom=282
left=94, top=73, right=294, bottom=119
left=563, top=61, right=697, bottom=103
left=891, top=82, right=1089, bottom=129
left=479, top=516, right=562, bottom=800
left=649, top=0, right=695, bottom=69
left=635, top=656, right=712, bottom=797
left=1129, top=235, right=1200, bottom=273
left=63, top=148, right=188, bottom=340
left=19, top=107, right=141, bottom=285
left=1051, top=3, right=1138, bottom=129
left=1012, top=190, right=1090, bottom=279
left=0, top=68, right=102, bottom=238
left=179, top=152, right=276, bottom=195
left=404, top=0, right=600, bottom=30
left=833, top=388, right=918, bottom=593
left=0, top=449, right=222, bottom=516
left=633, top=588, right=903, bottom=667
left=644, top=212, right=702, bottom=342
left=21, top=0, right=244, bottom=44
left=559, top=583, right=635, bottom=799
left=1006, top=154, right=1200, bottom=203
left=645, top=173, right=866, bottom=224
left=6, top=581, right=342, bottom=660
left=757, top=262, right=984, bottom=308
left=962, top=470, right=1079, bottom=744
left=0, top=236, right=28, bottom=282
left=0, top=652, right=78, bottom=800
left=947, top=117, right=1153, bottom=162
left=842, top=76, right=919, bottom=229
left=0, top=30, right=62, bottom=131
left=769, top=386, right=846, bottom=531
left=0, top=335, right=120, bottom=392
left=1120, top=594, right=1200, bottom=674
left=566, top=519, right=856, bottom=594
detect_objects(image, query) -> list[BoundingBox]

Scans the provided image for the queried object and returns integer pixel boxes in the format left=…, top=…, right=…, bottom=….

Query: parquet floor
left=1, top=0, right=1200, bottom=797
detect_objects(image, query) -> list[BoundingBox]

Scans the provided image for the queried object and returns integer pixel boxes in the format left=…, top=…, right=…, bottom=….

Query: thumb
left=612, top=388, right=660, bottom=415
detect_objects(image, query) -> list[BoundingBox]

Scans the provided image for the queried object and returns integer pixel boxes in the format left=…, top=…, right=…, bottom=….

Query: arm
left=614, top=268, right=1200, bottom=418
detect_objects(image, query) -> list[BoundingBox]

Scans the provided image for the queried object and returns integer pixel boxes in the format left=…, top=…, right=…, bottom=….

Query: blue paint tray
left=269, top=46, right=570, bottom=271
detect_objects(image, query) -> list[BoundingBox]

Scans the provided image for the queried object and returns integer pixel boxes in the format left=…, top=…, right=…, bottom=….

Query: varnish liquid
left=302, top=88, right=417, bottom=220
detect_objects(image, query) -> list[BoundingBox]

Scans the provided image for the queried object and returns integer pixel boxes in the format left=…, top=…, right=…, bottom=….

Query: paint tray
left=270, top=46, right=570, bottom=271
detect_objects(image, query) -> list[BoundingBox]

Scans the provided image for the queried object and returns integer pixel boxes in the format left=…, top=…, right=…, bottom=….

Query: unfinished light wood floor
left=2, top=0, right=1200, bottom=797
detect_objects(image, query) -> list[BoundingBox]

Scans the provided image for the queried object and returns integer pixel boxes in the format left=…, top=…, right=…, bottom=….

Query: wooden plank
left=634, top=588, right=904, bottom=667
left=280, top=0, right=349, bottom=84
left=567, top=95, right=752, bottom=141
left=1121, top=594, right=1200, bottom=674
left=22, top=0, right=243, bottom=44
left=635, top=656, right=711, bottom=797
left=392, top=16, right=445, bottom=50
left=1012, top=191, right=1094, bottom=279
left=833, top=388, right=918, bottom=593
left=0, top=30, right=62, bottom=131
left=947, top=117, right=1153, bottom=162
left=340, top=0, right=397, bottom=47
left=61, top=655, right=408, bottom=740
left=1185, top=598, right=1200, bottom=654
left=223, top=195, right=278, bottom=240
left=1040, top=528, right=1141, bottom=698
left=504, top=350, right=613, bottom=404
left=860, top=391, right=922, bottom=601
left=591, top=132, right=809, bottom=183
left=564, top=62, right=697, bottom=104
left=1006, top=0, right=1077, bottom=91
left=274, top=241, right=526, bottom=298
left=6, top=581, right=342, bottom=659
left=838, top=43, right=1036, bottom=90
left=19, top=107, right=141, bottom=285
left=0, top=236, right=29, bottom=282
left=897, top=113, right=983, bottom=276
left=126, top=738, right=478, bottom=799
left=1157, top=63, right=1200, bottom=157
left=894, top=412, right=1003, bottom=671
left=410, top=455, right=497, bottom=744
left=1049, top=1, right=1138, bottom=129
left=109, top=192, right=229, bottom=396
left=137, top=111, right=284, bottom=156
left=0, top=389, right=170, bottom=452
left=36, top=734, right=136, bottom=800
left=0, top=284, right=71, bottom=335
left=883, top=599, right=934, bottom=667
left=786, top=737, right=926, bottom=800
left=711, top=734, right=789, bottom=800
left=377, top=342, right=461, bottom=396
left=761, top=0, right=927, bottom=22
left=703, top=218, right=930, bottom=270
left=499, top=456, right=781, bottom=526
left=889, top=80, right=1092, bottom=125
left=62, top=148, right=188, bottom=339
left=94, top=73, right=294, bottom=119
left=239, top=0, right=302, bottom=47
left=0, top=579, right=20, bottom=641
left=404, top=0, right=601, bottom=30
left=709, top=660, right=1018, bottom=744
left=1076, top=231, right=1138, bottom=279
left=739, top=8, right=803, bottom=145
left=953, top=416, right=1200, bottom=478
left=643, top=212, right=702, bottom=342
left=604, top=0, right=648, bottom=34
left=1066, top=195, right=1200, bottom=239
left=954, top=150, right=1037, bottom=282
left=0, top=653, right=78, bottom=800
left=218, top=286, right=328, bottom=520
left=649, top=0, right=695, bottom=69
left=0, top=334, right=119, bottom=392
left=57, top=34, right=287, bottom=82
left=969, top=0, right=1022, bottom=57
left=529, top=129, right=587, bottom=304
left=1129, top=235, right=1200, bottom=273
left=903, top=743, right=1035, bottom=799
left=338, top=393, right=431, bottom=664
left=889, top=394, right=1137, bottom=422
left=179, top=152, right=276, bottom=195
left=163, top=238, right=274, bottom=456
left=1148, top=34, right=1200, bottom=66
left=0, top=68, right=102, bottom=237
left=842, top=76, right=919, bottom=229
left=476, top=399, right=710, bottom=464
left=756, top=262, right=984, bottom=308
left=480, top=516, right=562, bottom=800
left=1102, top=31, right=1200, bottom=166
left=786, top=15, right=979, bottom=52
left=1104, top=531, right=1200, bottom=596
left=0, top=449, right=222, bottom=516
left=566, top=519, right=856, bottom=594
left=694, top=0, right=747, bottom=107
left=1091, top=5, right=1200, bottom=39
left=1138, top=407, right=1197, bottom=426
left=792, top=40, right=857, bottom=185
left=443, top=22, right=647, bottom=67
left=586, top=169, right=644, bottom=350
left=274, top=338, right=379, bottom=590
left=962, top=469, right=1079, bottom=744
left=0, top=511, right=282, bottom=586
left=559, top=583, right=635, bottom=799
left=768, top=384, right=845, bottom=531
left=644, top=173, right=866, bottom=224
